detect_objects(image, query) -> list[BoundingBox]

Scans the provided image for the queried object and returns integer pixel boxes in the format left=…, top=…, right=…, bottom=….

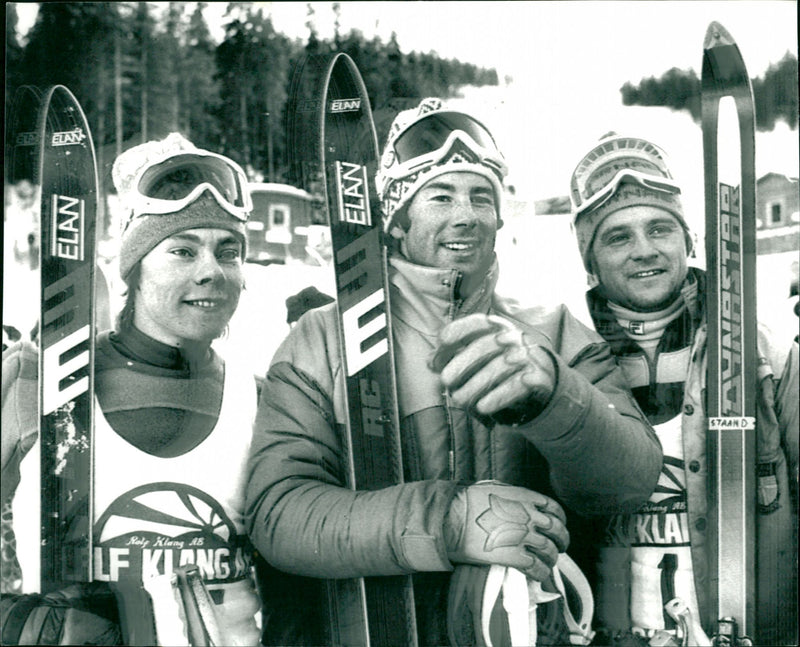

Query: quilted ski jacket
left=246, top=254, right=662, bottom=645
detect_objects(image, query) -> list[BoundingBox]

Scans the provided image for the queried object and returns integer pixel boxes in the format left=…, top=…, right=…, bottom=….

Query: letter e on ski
left=42, top=325, right=91, bottom=414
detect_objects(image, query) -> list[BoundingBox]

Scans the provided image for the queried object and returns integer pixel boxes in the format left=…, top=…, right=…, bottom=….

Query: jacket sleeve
left=509, top=306, right=662, bottom=516
left=775, top=340, right=799, bottom=499
left=1, top=341, right=39, bottom=498
left=245, top=308, right=458, bottom=579
left=754, top=324, right=798, bottom=503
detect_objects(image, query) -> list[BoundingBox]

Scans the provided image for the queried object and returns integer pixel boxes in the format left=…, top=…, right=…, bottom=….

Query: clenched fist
left=430, top=314, right=557, bottom=424
left=444, top=481, right=569, bottom=582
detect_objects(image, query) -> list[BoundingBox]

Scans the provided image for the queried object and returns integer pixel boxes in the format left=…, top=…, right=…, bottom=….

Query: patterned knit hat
left=375, top=98, right=508, bottom=232
left=570, top=134, right=693, bottom=272
left=112, top=133, right=250, bottom=282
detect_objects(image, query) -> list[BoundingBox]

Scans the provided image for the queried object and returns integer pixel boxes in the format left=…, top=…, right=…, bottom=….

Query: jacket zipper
left=443, top=269, right=462, bottom=479
left=444, top=390, right=456, bottom=479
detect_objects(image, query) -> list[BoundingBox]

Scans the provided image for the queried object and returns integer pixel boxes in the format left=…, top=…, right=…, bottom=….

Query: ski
left=288, top=53, right=419, bottom=646
left=37, top=85, right=99, bottom=595
left=5, top=85, right=44, bottom=190
left=32, top=86, right=160, bottom=645
left=2, top=85, right=44, bottom=595
left=701, top=21, right=758, bottom=646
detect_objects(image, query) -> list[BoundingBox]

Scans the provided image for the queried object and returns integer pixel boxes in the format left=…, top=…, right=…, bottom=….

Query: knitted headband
left=117, top=193, right=247, bottom=281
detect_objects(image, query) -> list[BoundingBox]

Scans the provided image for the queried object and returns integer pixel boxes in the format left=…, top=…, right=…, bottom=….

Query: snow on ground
left=495, top=208, right=592, bottom=322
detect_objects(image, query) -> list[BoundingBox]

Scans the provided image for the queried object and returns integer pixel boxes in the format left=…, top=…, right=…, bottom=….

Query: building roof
left=758, top=172, right=799, bottom=184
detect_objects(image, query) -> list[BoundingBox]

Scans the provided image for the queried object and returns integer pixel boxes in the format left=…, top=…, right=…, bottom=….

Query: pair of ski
left=5, top=63, right=402, bottom=647
left=5, top=84, right=98, bottom=598
left=6, top=86, right=221, bottom=645
left=287, top=53, right=419, bottom=647
left=702, top=21, right=759, bottom=647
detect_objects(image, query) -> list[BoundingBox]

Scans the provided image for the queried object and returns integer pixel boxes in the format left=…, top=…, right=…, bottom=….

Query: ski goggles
left=572, top=168, right=682, bottom=218
left=387, top=111, right=508, bottom=180
left=570, top=136, right=680, bottom=217
left=132, top=152, right=252, bottom=220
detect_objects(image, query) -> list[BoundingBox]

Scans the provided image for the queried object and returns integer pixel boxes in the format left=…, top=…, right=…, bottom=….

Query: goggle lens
left=393, top=112, right=500, bottom=163
left=579, top=169, right=681, bottom=215
left=138, top=154, right=247, bottom=207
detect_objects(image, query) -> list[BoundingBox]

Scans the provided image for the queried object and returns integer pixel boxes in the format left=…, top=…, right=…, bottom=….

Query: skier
left=245, top=98, right=663, bottom=646
left=1, top=133, right=262, bottom=645
left=567, top=133, right=798, bottom=646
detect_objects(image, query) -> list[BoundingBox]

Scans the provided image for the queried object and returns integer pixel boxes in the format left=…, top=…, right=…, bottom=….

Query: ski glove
left=430, top=314, right=557, bottom=425
left=0, top=583, right=121, bottom=645
left=444, top=481, right=569, bottom=582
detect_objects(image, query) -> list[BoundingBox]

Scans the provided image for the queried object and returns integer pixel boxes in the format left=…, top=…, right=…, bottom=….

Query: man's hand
left=444, top=481, right=569, bottom=582
left=430, top=314, right=557, bottom=423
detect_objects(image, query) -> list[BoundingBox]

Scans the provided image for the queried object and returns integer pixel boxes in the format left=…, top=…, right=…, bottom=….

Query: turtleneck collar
left=607, top=297, right=687, bottom=341
left=388, top=253, right=499, bottom=336
left=109, top=323, right=211, bottom=372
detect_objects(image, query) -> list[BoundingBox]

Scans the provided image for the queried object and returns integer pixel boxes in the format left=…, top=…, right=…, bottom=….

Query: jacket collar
left=388, top=254, right=499, bottom=336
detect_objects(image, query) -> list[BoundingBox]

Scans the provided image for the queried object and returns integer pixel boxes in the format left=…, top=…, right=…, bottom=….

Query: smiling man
left=569, top=133, right=798, bottom=646
left=247, top=99, right=662, bottom=646
left=389, top=173, right=498, bottom=298
left=1, top=134, right=262, bottom=645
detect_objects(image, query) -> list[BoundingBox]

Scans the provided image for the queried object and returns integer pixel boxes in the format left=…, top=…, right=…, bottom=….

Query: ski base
left=288, top=52, right=418, bottom=646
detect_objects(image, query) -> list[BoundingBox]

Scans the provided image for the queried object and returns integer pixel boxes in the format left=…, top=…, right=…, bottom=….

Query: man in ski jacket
left=567, top=133, right=798, bottom=646
left=1, top=134, right=261, bottom=645
left=245, top=98, right=663, bottom=646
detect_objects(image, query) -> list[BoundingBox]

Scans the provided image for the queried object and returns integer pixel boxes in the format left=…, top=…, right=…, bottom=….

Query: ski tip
left=704, top=21, right=735, bottom=50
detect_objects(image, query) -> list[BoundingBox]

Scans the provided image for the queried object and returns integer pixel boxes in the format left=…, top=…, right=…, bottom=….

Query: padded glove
left=430, top=314, right=557, bottom=424
left=444, top=481, right=568, bottom=582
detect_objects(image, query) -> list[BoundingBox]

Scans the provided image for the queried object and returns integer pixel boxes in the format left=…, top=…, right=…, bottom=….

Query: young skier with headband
left=1, top=133, right=262, bottom=645
left=246, top=98, right=663, bottom=646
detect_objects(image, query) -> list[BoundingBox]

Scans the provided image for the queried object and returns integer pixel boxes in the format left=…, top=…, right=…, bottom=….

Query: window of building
left=769, top=202, right=782, bottom=225
left=270, top=205, right=288, bottom=228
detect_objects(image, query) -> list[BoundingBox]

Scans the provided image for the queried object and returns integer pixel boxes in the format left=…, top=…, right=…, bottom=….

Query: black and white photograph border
left=4, top=2, right=798, bottom=645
